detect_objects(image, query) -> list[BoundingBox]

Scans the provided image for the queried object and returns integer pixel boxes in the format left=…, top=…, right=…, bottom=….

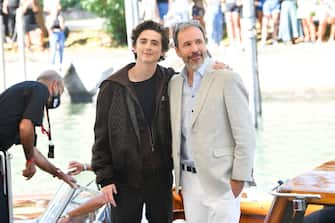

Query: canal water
left=9, top=96, right=335, bottom=199
left=4, top=41, right=335, bottom=199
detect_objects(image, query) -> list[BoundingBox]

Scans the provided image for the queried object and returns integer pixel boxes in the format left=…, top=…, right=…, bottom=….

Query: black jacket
left=92, top=63, right=176, bottom=188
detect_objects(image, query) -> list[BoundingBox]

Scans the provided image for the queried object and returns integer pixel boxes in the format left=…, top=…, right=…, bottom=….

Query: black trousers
left=110, top=171, right=173, bottom=223
left=0, top=150, right=10, bottom=222
left=7, top=7, right=18, bottom=40
left=1, top=12, right=9, bottom=37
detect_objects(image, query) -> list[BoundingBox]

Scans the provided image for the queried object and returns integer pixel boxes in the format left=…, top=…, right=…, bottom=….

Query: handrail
left=270, top=190, right=321, bottom=199
left=0, top=151, right=6, bottom=195
left=0, top=151, right=14, bottom=222
left=269, top=180, right=321, bottom=199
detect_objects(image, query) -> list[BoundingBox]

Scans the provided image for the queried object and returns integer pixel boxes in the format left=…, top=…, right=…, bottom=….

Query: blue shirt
left=180, top=57, right=210, bottom=166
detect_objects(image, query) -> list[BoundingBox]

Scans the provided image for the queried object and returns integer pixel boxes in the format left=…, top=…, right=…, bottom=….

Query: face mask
left=47, top=94, right=61, bottom=109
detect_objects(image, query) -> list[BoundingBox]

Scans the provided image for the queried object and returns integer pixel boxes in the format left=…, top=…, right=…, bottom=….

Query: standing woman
left=255, top=0, right=265, bottom=30
left=260, top=0, right=281, bottom=46
left=2, top=0, right=20, bottom=42
left=192, top=0, right=206, bottom=30
left=141, top=0, right=161, bottom=22
left=297, top=0, right=317, bottom=42
left=205, top=0, right=224, bottom=46
left=44, top=0, right=65, bottom=67
left=19, top=0, right=44, bottom=50
left=316, top=0, right=335, bottom=43
left=225, top=0, right=243, bottom=47
left=156, top=0, right=172, bottom=22
left=279, top=0, right=303, bottom=44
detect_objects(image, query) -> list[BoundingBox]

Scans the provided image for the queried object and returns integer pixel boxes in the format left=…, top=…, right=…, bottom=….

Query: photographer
left=0, top=70, right=76, bottom=221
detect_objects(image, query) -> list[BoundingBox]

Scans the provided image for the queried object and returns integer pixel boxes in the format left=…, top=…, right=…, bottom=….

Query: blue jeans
left=279, top=0, right=303, bottom=42
left=50, top=30, right=65, bottom=65
left=263, top=0, right=281, bottom=16
left=158, top=2, right=168, bottom=19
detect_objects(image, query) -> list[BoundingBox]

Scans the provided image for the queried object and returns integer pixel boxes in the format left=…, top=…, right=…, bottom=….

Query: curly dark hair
left=131, top=20, right=170, bottom=61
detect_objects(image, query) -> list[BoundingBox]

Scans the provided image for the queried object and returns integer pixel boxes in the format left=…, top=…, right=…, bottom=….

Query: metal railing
left=0, top=151, right=14, bottom=223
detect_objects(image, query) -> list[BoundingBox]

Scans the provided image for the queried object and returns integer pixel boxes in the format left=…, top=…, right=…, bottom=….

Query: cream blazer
left=169, top=61, right=256, bottom=199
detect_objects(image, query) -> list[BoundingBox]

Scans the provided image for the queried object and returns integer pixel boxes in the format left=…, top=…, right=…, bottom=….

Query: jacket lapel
left=169, top=75, right=184, bottom=191
left=170, top=75, right=184, bottom=134
left=191, top=62, right=216, bottom=126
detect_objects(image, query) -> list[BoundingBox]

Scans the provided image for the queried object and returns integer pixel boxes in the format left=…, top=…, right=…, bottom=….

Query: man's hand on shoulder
left=213, top=61, right=232, bottom=71
left=102, top=184, right=118, bottom=207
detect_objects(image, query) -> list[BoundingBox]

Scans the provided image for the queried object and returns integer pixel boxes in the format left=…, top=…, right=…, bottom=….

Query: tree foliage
left=60, top=0, right=81, bottom=8
left=60, top=0, right=127, bottom=45
left=81, top=0, right=127, bottom=45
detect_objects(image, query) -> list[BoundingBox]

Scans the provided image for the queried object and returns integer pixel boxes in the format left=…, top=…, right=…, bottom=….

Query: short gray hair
left=172, top=20, right=207, bottom=48
left=37, top=69, right=64, bottom=91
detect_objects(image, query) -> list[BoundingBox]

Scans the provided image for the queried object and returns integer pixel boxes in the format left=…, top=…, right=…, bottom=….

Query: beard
left=184, top=50, right=208, bottom=71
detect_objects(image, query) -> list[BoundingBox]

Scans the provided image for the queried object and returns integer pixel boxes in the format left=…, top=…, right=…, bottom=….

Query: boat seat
left=265, top=160, right=335, bottom=223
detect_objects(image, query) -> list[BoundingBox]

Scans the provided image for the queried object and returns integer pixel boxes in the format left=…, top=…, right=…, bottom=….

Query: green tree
left=81, top=0, right=127, bottom=45
left=60, top=0, right=81, bottom=8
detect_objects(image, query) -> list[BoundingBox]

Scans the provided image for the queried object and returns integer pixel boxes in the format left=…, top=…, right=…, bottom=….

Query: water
left=5, top=42, right=335, bottom=199
left=254, top=99, right=335, bottom=196
left=9, top=96, right=335, bottom=199
left=10, top=98, right=97, bottom=196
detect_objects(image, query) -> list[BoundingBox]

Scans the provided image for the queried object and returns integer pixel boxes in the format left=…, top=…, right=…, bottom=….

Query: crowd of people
left=259, top=0, right=335, bottom=45
left=140, top=0, right=335, bottom=48
left=140, top=0, right=224, bottom=47
left=1, top=0, right=66, bottom=68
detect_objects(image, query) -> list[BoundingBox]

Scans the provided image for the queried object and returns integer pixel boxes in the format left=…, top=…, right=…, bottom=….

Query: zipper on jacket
left=149, top=81, right=168, bottom=152
left=127, top=87, right=156, bottom=152
left=126, top=67, right=169, bottom=153
left=149, top=128, right=155, bottom=152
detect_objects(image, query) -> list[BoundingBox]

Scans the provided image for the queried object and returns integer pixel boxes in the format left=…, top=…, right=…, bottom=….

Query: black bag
left=64, top=26, right=70, bottom=40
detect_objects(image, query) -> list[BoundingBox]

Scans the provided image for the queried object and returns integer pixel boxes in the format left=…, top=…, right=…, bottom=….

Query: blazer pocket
left=213, top=148, right=233, bottom=158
